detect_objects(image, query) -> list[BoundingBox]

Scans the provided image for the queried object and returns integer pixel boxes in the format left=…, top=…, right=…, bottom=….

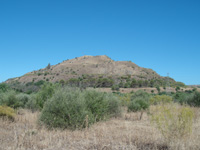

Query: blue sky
left=0, top=0, right=199, bottom=85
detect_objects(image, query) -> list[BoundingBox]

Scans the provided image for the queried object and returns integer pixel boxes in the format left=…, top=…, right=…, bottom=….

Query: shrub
left=16, top=93, right=31, bottom=108
left=156, top=86, right=160, bottom=93
left=128, top=97, right=149, bottom=112
left=40, top=87, right=93, bottom=129
left=150, top=103, right=194, bottom=142
left=2, top=90, right=22, bottom=109
left=188, top=91, right=200, bottom=107
left=84, top=90, right=121, bottom=122
left=173, top=92, right=194, bottom=105
left=131, top=90, right=150, bottom=100
left=128, top=90, right=150, bottom=119
left=25, top=94, right=39, bottom=112
left=40, top=87, right=121, bottom=130
left=0, top=105, right=15, bottom=120
left=111, top=85, right=120, bottom=91
left=150, top=95, right=172, bottom=105
left=106, top=93, right=121, bottom=118
left=0, top=90, right=31, bottom=109
left=35, top=83, right=56, bottom=109
left=0, top=83, right=9, bottom=92
left=118, top=93, right=131, bottom=106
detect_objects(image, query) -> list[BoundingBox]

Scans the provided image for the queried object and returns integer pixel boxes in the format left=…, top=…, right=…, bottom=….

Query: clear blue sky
left=0, top=0, right=199, bottom=85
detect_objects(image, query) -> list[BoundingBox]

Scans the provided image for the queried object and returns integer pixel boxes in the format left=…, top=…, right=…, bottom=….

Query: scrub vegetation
left=0, top=82, right=200, bottom=150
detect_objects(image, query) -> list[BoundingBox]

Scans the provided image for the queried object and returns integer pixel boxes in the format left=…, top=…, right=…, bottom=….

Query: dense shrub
left=0, top=90, right=31, bottom=109
left=188, top=91, right=200, bottom=107
left=0, top=105, right=15, bottom=120
left=40, top=87, right=121, bottom=130
left=128, top=90, right=150, bottom=119
left=40, top=88, right=93, bottom=129
left=25, top=94, right=39, bottom=112
left=35, top=83, right=56, bottom=109
left=150, top=103, right=194, bottom=142
left=84, top=90, right=121, bottom=122
left=1, top=90, right=20, bottom=109
left=128, top=97, right=149, bottom=112
left=16, top=93, right=31, bottom=108
left=0, top=83, right=9, bottom=92
left=173, top=92, right=194, bottom=105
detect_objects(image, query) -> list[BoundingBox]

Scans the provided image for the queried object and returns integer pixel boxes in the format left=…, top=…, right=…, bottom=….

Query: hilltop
left=6, top=55, right=184, bottom=91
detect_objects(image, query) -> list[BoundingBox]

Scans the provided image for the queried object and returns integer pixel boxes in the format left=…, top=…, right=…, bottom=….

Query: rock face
left=6, top=55, right=170, bottom=84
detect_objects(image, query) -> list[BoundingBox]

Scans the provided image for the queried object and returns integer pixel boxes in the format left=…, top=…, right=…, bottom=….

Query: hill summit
left=6, top=55, right=182, bottom=90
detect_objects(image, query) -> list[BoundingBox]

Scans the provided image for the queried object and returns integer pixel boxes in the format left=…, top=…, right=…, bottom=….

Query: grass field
left=1, top=107, right=200, bottom=150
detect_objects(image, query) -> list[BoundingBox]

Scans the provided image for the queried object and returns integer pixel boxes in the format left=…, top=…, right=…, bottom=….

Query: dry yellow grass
left=0, top=107, right=200, bottom=150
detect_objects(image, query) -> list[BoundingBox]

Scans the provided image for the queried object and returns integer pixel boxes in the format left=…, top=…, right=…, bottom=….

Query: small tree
left=111, top=85, right=120, bottom=92
left=128, top=90, right=150, bottom=120
left=128, top=97, right=149, bottom=120
left=156, top=86, right=160, bottom=93
left=176, top=86, right=180, bottom=92
left=46, top=63, right=51, bottom=69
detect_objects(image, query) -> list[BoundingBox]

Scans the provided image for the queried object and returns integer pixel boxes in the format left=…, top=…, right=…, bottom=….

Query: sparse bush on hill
left=111, top=85, right=120, bottom=91
left=40, top=87, right=121, bottom=130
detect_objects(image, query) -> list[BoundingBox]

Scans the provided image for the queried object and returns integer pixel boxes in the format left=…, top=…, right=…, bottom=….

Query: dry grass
left=0, top=108, right=200, bottom=150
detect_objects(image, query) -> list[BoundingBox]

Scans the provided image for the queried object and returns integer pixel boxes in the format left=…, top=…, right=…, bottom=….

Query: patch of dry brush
left=0, top=108, right=200, bottom=150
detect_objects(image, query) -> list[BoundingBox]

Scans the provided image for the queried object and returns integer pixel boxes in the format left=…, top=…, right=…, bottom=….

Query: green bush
left=84, top=90, right=121, bottom=122
left=1, top=90, right=21, bottom=109
left=173, top=92, right=194, bottom=105
left=0, top=90, right=31, bottom=109
left=188, top=91, right=200, bottom=107
left=111, top=85, right=120, bottom=91
left=127, top=90, right=150, bottom=119
left=0, top=83, right=9, bottom=92
left=16, top=93, right=31, bottom=108
left=40, top=87, right=93, bottom=129
left=35, top=83, right=56, bottom=109
left=40, top=87, right=121, bottom=130
left=25, top=94, right=39, bottom=112
left=128, top=97, right=149, bottom=112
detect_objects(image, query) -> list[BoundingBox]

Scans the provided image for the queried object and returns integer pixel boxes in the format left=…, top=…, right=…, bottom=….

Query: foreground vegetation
left=0, top=82, right=200, bottom=149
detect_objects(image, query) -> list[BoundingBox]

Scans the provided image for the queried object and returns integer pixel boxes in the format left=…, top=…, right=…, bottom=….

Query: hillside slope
left=6, top=55, right=180, bottom=89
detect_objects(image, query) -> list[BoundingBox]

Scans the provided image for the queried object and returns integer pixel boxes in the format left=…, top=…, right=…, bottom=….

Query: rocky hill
left=6, top=55, right=180, bottom=89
